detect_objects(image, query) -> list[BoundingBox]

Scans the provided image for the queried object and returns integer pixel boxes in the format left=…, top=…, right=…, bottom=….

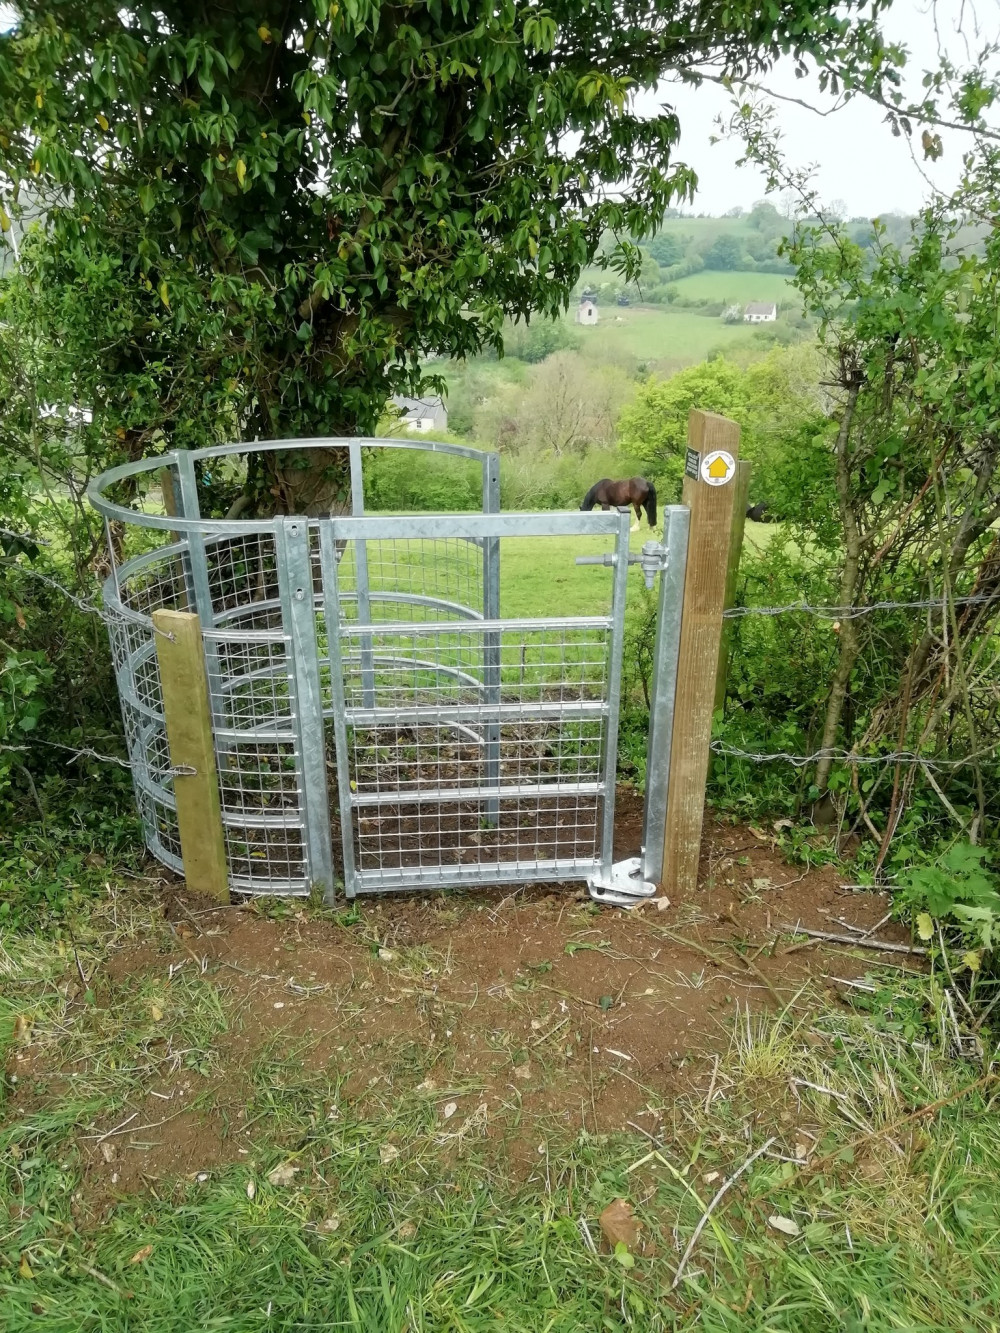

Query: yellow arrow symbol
left=707, top=455, right=730, bottom=479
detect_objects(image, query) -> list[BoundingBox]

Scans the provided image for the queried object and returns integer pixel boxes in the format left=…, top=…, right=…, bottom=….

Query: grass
left=500, top=528, right=655, bottom=618
left=574, top=305, right=762, bottom=370
left=666, top=270, right=796, bottom=306
left=2, top=897, right=999, bottom=1332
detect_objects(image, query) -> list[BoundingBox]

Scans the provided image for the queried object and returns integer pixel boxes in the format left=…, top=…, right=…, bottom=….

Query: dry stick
left=704, top=1054, right=720, bottom=1113
left=92, top=1112, right=137, bottom=1144
left=859, top=912, right=893, bottom=941
left=660, top=929, right=785, bottom=1006
left=779, top=924, right=927, bottom=956
left=936, top=921, right=977, bottom=1026
left=79, top=1263, right=130, bottom=1297
left=874, top=620, right=919, bottom=878
left=672, top=1137, right=777, bottom=1290
left=802, top=1072, right=999, bottom=1177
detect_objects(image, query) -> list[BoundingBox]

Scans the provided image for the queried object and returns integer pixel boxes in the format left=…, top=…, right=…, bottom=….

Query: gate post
left=661, top=411, right=741, bottom=896
left=152, top=608, right=229, bottom=902
left=640, top=505, right=690, bottom=885
left=276, top=517, right=336, bottom=903
left=714, top=460, right=752, bottom=713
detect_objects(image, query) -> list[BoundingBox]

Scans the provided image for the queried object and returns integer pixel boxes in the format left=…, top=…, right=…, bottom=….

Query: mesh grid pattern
left=205, top=533, right=280, bottom=618
left=337, top=536, right=484, bottom=623
left=108, top=523, right=310, bottom=894
left=330, top=530, right=614, bottom=890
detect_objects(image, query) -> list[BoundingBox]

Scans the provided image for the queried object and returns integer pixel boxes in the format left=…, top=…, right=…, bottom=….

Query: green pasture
left=573, top=305, right=764, bottom=371
left=667, top=270, right=796, bottom=306
left=500, top=521, right=778, bottom=618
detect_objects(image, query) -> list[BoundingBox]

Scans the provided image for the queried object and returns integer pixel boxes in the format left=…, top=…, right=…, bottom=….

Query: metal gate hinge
left=630, top=541, right=668, bottom=590
left=587, top=857, right=657, bottom=908
left=574, top=541, right=667, bottom=589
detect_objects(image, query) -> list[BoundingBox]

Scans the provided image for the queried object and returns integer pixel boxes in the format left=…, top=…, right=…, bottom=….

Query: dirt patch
left=7, top=793, right=919, bottom=1217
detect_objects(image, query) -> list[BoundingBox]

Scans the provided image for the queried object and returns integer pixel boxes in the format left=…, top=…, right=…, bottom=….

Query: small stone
left=273, top=1001, right=285, bottom=1010
left=442, top=1101, right=458, bottom=1120
left=378, top=948, right=395, bottom=962
left=380, top=1144, right=400, bottom=1165
left=397, top=1220, right=417, bottom=1241
left=599, top=1199, right=640, bottom=1252
left=246, top=1179, right=256, bottom=1200
left=266, top=1163, right=299, bottom=1187
left=99, top=1142, right=117, bottom=1164
left=318, top=1215, right=341, bottom=1234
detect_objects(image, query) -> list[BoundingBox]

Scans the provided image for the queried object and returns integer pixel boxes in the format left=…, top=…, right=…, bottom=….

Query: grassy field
left=2, top=891, right=997, bottom=1332
left=667, top=270, right=796, bottom=306
left=574, top=305, right=768, bottom=373
left=500, top=528, right=652, bottom=618
left=500, top=521, right=778, bottom=617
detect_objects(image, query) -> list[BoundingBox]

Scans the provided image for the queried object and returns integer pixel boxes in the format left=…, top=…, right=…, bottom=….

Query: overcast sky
left=1, top=0, right=994, bottom=219
left=637, top=0, right=998, bottom=218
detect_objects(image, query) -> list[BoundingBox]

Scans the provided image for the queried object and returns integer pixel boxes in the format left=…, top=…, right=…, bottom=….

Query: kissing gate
left=89, top=438, right=690, bottom=907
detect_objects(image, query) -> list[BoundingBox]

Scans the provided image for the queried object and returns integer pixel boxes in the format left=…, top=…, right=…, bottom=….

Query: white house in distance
left=390, top=395, right=448, bottom=434
left=744, top=301, right=778, bottom=323
left=575, top=298, right=599, bottom=326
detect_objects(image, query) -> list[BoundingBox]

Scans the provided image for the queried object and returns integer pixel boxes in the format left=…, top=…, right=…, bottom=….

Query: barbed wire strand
left=722, top=592, right=999, bottom=620
left=2, top=562, right=176, bottom=639
left=710, top=741, right=990, bottom=771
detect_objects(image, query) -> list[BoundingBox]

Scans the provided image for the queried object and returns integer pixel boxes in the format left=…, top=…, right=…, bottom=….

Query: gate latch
left=575, top=540, right=668, bottom=590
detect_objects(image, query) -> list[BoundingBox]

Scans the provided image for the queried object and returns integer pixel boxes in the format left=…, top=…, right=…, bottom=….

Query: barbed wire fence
left=4, top=554, right=998, bottom=802
left=713, top=592, right=1000, bottom=779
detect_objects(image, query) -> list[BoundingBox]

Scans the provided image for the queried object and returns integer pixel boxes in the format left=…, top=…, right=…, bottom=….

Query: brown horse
left=581, top=476, right=657, bottom=528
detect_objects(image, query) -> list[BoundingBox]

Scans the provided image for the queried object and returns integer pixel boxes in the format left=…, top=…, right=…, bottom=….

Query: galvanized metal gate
left=288, top=510, right=635, bottom=898
left=92, top=435, right=689, bottom=905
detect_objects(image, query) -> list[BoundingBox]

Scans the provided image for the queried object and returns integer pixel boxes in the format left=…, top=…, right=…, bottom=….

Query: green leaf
left=612, top=1242, right=634, bottom=1269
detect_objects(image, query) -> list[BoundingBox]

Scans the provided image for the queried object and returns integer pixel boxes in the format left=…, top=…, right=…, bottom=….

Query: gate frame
left=314, top=508, right=638, bottom=901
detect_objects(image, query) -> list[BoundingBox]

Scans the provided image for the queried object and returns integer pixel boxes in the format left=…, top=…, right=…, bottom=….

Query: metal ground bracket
left=587, top=856, right=657, bottom=908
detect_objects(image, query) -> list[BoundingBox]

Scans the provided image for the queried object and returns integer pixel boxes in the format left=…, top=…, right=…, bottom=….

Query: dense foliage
left=0, top=0, right=899, bottom=510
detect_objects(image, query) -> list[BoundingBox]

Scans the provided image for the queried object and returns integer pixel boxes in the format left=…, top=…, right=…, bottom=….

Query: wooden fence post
left=152, top=608, right=229, bottom=902
left=714, top=460, right=752, bottom=713
left=661, top=410, right=741, bottom=895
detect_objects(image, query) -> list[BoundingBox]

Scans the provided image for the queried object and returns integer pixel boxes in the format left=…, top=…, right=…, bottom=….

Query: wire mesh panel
left=90, top=438, right=502, bottom=899
left=319, top=512, right=631, bottom=897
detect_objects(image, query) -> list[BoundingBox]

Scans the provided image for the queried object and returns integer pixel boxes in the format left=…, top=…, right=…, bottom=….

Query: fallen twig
left=672, top=1138, right=777, bottom=1289
left=92, top=1112, right=137, bottom=1144
left=803, top=1072, right=1000, bottom=1176
left=79, top=1263, right=131, bottom=1297
left=779, top=923, right=926, bottom=956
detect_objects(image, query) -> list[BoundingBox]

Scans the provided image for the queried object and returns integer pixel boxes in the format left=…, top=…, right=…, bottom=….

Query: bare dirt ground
left=7, top=793, right=921, bottom=1219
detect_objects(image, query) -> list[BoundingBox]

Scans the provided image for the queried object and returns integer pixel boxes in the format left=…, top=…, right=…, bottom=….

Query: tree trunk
left=257, top=445, right=353, bottom=516
left=814, top=383, right=861, bottom=798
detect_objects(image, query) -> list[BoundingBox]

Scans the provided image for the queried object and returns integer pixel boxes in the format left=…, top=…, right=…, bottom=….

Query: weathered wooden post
left=661, top=410, right=741, bottom=895
left=152, top=608, right=229, bottom=902
left=714, top=459, right=752, bottom=713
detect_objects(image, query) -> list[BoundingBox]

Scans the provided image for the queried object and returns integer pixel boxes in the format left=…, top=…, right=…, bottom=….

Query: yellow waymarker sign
left=700, top=449, right=736, bottom=487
